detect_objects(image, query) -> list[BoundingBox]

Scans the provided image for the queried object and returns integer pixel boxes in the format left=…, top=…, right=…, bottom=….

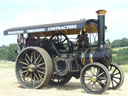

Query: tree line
left=0, top=37, right=128, bottom=64
left=0, top=44, right=17, bottom=61
left=111, top=38, right=128, bottom=48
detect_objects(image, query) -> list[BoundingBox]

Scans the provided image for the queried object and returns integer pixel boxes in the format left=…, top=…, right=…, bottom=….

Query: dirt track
left=0, top=68, right=127, bottom=96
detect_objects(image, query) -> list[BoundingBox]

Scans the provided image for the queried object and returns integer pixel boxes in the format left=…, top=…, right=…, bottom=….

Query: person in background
left=26, top=33, right=31, bottom=46
left=27, top=33, right=36, bottom=46
left=17, top=34, right=26, bottom=54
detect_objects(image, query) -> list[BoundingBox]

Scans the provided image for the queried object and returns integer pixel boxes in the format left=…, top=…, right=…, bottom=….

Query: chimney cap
left=96, top=10, right=107, bottom=15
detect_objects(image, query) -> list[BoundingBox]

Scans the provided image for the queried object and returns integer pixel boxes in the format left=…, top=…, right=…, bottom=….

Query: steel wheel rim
left=16, top=49, right=46, bottom=88
left=81, top=65, right=109, bottom=92
left=108, top=63, right=123, bottom=89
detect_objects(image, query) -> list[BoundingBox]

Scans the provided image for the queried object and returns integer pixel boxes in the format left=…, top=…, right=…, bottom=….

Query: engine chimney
left=96, top=10, right=107, bottom=48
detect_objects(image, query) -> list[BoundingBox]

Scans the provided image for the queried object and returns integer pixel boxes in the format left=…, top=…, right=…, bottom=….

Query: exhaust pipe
left=96, top=10, right=107, bottom=48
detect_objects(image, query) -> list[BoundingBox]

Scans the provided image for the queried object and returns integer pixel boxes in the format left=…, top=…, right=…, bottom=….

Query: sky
left=0, top=0, right=128, bottom=46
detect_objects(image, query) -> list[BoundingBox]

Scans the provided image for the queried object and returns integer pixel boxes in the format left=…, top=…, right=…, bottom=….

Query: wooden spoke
left=114, top=72, right=120, bottom=75
left=98, top=81, right=105, bottom=88
left=33, top=76, right=36, bottom=86
left=26, top=73, right=32, bottom=82
left=90, top=67, right=94, bottom=75
left=38, top=72, right=42, bottom=79
left=25, top=53, right=32, bottom=63
left=20, top=61, right=28, bottom=65
left=34, top=51, right=36, bottom=61
left=96, top=68, right=100, bottom=75
left=97, top=72, right=104, bottom=78
left=112, top=80, right=114, bottom=87
left=34, top=73, right=39, bottom=81
left=31, top=52, right=33, bottom=63
left=24, top=72, right=29, bottom=78
left=37, top=70, right=45, bottom=74
left=39, top=67, right=45, bottom=70
left=113, top=79, right=118, bottom=84
left=34, top=55, right=40, bottom=64
left=30, top=73, right=33, bottom=84
left=37, top=63, right=45, bottom=67
left=22, top=67, right=28, bottom=69
left=20, top=70, right=28, bottom=74
left=87, top=80, right=92, bottom=86
left=113, top=76, right=120, bottom=79
left=112, top=68, right=117, bottom=74
left=25, top=58, right=29, bottom=64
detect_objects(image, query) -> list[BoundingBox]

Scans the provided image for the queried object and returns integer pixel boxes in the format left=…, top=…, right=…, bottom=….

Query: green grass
left=120, top=65, right=128, bottom=72
left=0, top=62, right=15, bottom=69
left=112, top=46, right=128, bottom=51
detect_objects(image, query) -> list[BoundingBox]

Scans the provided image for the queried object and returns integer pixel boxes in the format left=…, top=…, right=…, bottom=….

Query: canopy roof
left=4, top=19, right=106, bottom=36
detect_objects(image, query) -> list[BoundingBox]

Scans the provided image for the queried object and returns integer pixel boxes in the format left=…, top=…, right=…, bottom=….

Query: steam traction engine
left=4, top=10, right=124, bottom=94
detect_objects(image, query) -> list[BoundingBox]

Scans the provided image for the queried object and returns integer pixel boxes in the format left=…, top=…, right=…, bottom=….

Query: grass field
left=0, top=62, right=128, bottom=72
left=112, top=46, right=128, bottom=51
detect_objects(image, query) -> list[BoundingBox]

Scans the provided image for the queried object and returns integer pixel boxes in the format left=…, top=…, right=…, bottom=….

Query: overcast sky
left=0, top=0, right=128, bottom=46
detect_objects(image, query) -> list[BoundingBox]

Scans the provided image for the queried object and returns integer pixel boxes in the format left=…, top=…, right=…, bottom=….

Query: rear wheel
left=108, top=62, right=124, bottom=89
left=16, top=47, right=53, bottom=88
left=80, top=62, right=110, bottom=94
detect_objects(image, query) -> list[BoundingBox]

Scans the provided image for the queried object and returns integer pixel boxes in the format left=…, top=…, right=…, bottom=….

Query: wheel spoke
left=39, top=67, right=45, bottom=70
left=20, top=70, right=28, bottom=74
left=90, top=67, right=94, bottom=75
left=112, top=79, right=118, bottom=84
left=37, top=62, right=45, bottom=67
left=20, top=61, right=28, bottom=65
left=114, top=72, right=120, bottom=75
left=112, top=80, right=114, bottom=87
left=37, top=70, right=45, bottom=74
left=38, top=58, right=42, bottom=64
left=25, top=53, right=32, bottom=63
left=34, top=51, right=36, bottom=61
left=22, top=67, right=28, bottom=69
left=33, top=76, right=36, bottom=86
left=109, top=66, right=112, bottom=71
left=30, top=73, right=33, bottom=84
left=37, top=71, right=42, bottom=79
left=34, top=73, right=39, bottom=81
left=97, top=72, right=104, bottom=77
left=96, top=68, right=100, bottom=75
left=24, top=71, right=29, bottom=78
left=25, top=58, right=29, bottom=64
left=112, top=68, right=117, bottom=74
left=34, top=55, right=40, bottom=63
left=31, top=52, right=33, bottom=63
left=98, top=81, right=105, bottom=88
left=87, top=80, right=92, bottom=85
left=113, top=76, right=120, bottom=79
left=25, top=73, right=32, bottom=83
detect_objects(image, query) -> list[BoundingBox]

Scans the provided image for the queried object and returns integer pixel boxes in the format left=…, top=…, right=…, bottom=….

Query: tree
left=0, top=48, right=8, bottom=60
left=7, top=44, right=17, bottom=61
left=111, top=39, right=121, bottom=48
left=120, top=38, right=128, bottom=47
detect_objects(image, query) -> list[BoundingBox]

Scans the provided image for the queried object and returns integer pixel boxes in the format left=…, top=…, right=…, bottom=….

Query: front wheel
left=80, top=62, right=110, bottom=94
left=108, top=62, right=124, bottom=89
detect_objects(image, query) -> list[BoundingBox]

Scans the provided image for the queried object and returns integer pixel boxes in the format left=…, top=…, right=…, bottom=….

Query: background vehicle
left=4, top=10, right=124, bottom=94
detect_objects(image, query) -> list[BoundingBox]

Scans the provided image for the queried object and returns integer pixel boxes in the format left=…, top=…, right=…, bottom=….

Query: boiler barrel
left=76, top=48, right=112, bottom=67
